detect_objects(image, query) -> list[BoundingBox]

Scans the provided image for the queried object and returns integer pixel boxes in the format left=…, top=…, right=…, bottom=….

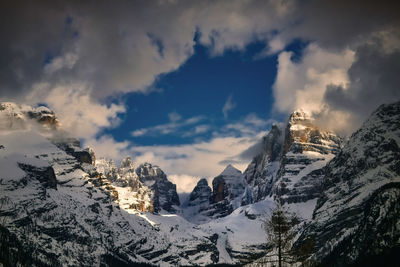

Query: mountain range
left=0, top=101, right=399, bottom=266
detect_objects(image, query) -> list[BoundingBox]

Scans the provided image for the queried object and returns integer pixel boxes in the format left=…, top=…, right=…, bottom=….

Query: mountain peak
left=0, top=101, right=59, bottom=130
left=288, top=109, right=312, bottom=125
left=120, top=156, right=134, bottom=169
left=220, top=164, right=241, bottom=176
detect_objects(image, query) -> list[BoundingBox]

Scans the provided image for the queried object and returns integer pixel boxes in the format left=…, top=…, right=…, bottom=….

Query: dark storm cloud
left=0, top=0, right=290, bottom=101
left=0, top=1, right=68, bottom=98
left=1, top=0, right=399, bottom=101
left=323, top=37, right=400, bottom=130
left=286, top=0, right=400, bottom=50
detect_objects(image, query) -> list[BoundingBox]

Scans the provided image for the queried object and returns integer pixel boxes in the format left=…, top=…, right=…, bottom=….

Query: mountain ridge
left=1, top=101, right=399, bottom=266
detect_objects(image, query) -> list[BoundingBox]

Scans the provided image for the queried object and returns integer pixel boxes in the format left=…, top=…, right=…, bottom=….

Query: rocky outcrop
left=95, top=157, right=153, bottom=212
left=244, top=110, right=341, bottom=212
left=95, top=159, right=180, bottom=213
left=198, top=165, right=247, bottom=219
left=297, top=101, right=400, bottom=266
left=243, top=124, right=284, bottom=203
left=188, top=178, right=212, bottom=208
left=18, top=163, right=57, bottom=189
left=136, top=163, right=180, bottom=213
left=52, top=137, right=95, bottom=165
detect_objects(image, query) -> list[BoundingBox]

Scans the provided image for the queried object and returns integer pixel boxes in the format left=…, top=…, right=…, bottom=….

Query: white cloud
left=222, top=94, right=236, bottom=119
left=128, top=114, right=269, bottom=192
left=26, top=82, right=125, bottom=138
left=168, top=174, right=204, bottom=194
left=84, top=135, right=130, bottom=162
left=273, top=43, right=355, bottom=115
left=130, top=134, right=260, bottom=192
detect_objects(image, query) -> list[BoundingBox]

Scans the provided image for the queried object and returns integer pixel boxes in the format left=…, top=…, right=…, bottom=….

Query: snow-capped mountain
left=136, top=162, right=180, bottom=213
left=95, top=157, right=180, bottom=213
left=181, top=178, right=212, bottom=224
left=243, top=109, right=341, bottom=220
left=0, top=102, right=59, bottom=131
left=0, top=102, right=258, bottom=266
left=297, top=101, right=400, bottom=266
left=183, top=165, right=248, bottom=223
left=95, top=157, right=154, bottom=212
left=185, top=109, right=342, bottom=223
left=1, top=101, right=399, bottom=266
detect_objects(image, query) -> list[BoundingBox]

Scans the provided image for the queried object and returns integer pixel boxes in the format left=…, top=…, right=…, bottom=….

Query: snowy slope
left=0, top=102, right=270, bottom=266
left=297, top=101, right=400, bottom=266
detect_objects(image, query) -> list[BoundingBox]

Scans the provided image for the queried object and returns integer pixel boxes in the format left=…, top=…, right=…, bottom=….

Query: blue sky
left=104, top=40, right=286, bottom=146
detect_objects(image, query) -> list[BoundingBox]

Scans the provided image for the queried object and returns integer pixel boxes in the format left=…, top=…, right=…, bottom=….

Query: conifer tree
left=263, top=204, right=299, bottom=267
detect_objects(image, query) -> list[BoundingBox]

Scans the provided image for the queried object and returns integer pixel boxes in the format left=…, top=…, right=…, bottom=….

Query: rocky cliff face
left=208, top=165, right=247, bottom=216
left=271, top=110, right=341, bottom=206
left=297, top=101, right=400, bottom=266
left=185, top=110, right=341, bottom=223
left=95, top=157, right=154, bottom=212
left=185, top=165, right=248, bottom=221
left=95, top=158, right=181, bottom=213
left=136, top=163, right=180, bottom=213
left=188, top=178, right=212, bottom=209
left=242, top=110, right=341, bottom=221
left=243, top=124, right=284, bottom=203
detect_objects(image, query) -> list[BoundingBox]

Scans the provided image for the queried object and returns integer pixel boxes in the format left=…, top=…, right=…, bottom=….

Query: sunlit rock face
left=95, top=157, right=154, bottom=212
left=136, top=162, right=180, bottom=213
left=184, top=109, right=342, bottom=223
left=283, top=109, right=341, bottom=155
left=297, top=101, right=400, bottom=266
left=242, top=109, right=341, bottom=222
left=271, top=109, right=342, bottom=205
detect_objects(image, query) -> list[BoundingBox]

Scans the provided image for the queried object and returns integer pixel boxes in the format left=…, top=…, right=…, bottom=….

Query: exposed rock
left=95, top=157, right=153, bottom=212
left=203, top=165, right=247, bottom=219
left=243, top=124, right=284, bottom=203
left=136, top=163, right=180, bottom=213
left=188, top=178, right=212, bottom=206
left=243, top=110, right=341, bottom=211
left=120, top=156, right=134, bottom=169
left=52, top=137, right=95, bottom=165
left=18, top=163, right=57, bottom=189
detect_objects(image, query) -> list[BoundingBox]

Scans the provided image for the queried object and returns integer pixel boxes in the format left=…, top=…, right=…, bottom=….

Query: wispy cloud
left=168, top=111, right=182, bottom=122
left=222, top=94, right=236, bottom=119
left=220, top=113, right=273, bottom=137
left=131, top=115, right=204, bottom=137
